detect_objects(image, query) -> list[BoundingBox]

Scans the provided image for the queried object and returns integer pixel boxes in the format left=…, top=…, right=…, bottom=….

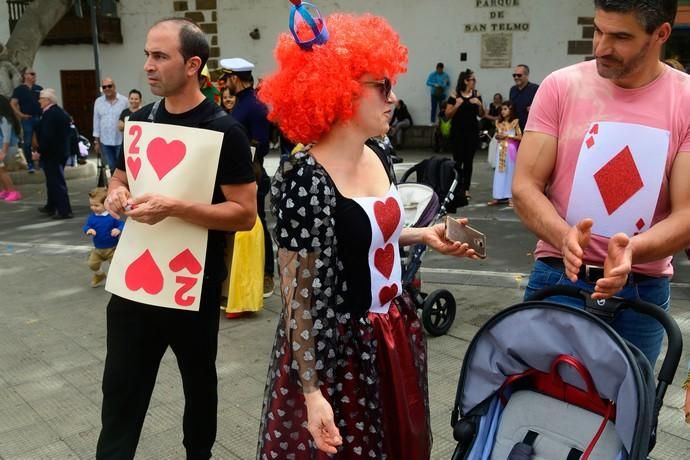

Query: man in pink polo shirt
left=513, top=0, right=690, bottom=366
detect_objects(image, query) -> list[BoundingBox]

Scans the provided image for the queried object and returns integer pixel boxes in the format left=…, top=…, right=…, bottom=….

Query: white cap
left=219, top=57, right=255, bottom=73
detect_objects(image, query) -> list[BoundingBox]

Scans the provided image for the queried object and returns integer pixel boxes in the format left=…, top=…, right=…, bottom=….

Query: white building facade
left=3, top=0, right=601, bottom=128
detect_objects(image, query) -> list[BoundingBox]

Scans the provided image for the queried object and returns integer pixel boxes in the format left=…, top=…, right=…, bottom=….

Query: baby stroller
left=450, top=285, right=683, bottom=460
left=397, top=156, right=461, bottom=336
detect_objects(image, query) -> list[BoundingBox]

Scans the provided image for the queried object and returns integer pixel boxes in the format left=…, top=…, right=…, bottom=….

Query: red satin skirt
left=257, top=293, right=431, bottom=459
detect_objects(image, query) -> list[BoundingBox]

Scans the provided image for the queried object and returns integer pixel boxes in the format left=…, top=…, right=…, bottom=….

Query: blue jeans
left=100, top=144, right=121, bottom=173
left=21, top=117, right=39, bottom=169
left=524, top=260, right=670, bottom=366
left=431, top=95, right=444, bottom=123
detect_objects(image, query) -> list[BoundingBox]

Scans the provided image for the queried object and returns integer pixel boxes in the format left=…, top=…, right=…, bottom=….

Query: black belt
left=538, top=257, right=661, bottom=284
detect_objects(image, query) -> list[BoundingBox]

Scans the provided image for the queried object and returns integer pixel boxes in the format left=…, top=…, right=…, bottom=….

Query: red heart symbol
left=168, top=248, right=202, bottom=275
left=378, top=284, right=399, bottom=306
left=146, top=137, right=186, bottom=180
left=374, top=197, right=401, bottom=242
left=374, top=244, right=395, bottom=279
left=125, top=249, right=164, bottom=295
left=127, top=156, right=141, bottom=180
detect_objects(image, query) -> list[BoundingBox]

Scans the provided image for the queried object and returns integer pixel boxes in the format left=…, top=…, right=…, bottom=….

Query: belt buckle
left=584, top=264, right=604, bottom=283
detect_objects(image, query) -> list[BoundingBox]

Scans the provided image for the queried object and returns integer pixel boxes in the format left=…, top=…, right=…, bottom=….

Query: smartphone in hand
left=444, top=216, right=486, bottom=258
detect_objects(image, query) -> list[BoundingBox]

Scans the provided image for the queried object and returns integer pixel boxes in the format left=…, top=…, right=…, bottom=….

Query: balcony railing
left=7, top=0, right=123, bottom=45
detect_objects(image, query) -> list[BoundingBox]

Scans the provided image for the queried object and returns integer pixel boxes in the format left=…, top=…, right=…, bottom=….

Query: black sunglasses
left=512, top=73, right=523, bottom=78
left=102, top=84, right=114, bottom=89
left=363, top=77, right=392, bottom=101
left=26, top=72, right=36, bottom=76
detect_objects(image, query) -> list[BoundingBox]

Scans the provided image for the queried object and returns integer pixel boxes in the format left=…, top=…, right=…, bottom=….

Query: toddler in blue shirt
left=83, top=188, right=124, bottom=287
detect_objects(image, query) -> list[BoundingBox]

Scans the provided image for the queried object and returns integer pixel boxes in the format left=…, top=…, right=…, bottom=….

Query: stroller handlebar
left=530, top=285, right=683, bottom=386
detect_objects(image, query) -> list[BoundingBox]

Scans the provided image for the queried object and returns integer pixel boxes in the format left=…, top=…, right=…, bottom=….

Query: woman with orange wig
left=256, top=3, right=479, bottom=459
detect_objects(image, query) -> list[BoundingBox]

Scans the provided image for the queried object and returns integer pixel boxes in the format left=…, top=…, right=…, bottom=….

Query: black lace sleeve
left=270, top=151, right=341, bottom=392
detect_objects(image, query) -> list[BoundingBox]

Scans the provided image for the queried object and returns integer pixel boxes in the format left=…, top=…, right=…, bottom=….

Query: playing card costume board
left=105, top=121, right=223, bottom=311
left=526, top=60, right=690, bottom=277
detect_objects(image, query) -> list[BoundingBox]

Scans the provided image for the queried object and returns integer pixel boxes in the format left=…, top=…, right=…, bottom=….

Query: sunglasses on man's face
left=102, top=84, right=114, bottom=90
left=26, top=72, right=36, bottom=76
left=512, top=73, right=523, bottom=78
left=363, top=77, right=392, bottom=101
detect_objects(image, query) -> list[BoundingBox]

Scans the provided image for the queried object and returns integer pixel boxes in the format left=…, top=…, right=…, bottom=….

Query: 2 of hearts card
left=105, top=121, right=224, bottom=311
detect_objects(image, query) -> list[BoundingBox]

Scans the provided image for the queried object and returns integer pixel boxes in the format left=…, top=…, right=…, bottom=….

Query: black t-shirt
left=116, top=98, right=255, bottom=283
left=450, top=91, right=483, bottom=137
left=119, top=108, right=132, bottom=121
left=11, top=84, right=43, bottom=117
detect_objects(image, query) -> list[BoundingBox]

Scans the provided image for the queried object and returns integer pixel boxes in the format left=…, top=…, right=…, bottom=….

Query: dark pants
left=257, top=166, right=274, bottom=276
left=451, top=132, right=479, bottom=192
left=21, top=117, right=38, bottom=169
left=96, top=282, right=221, bottom=460
left=43, top=157, right=72, bottom=216
left=430, top=96, right=444, bottom=123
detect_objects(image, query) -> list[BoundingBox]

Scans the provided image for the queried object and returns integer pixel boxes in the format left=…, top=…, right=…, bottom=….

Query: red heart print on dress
left=146, top=137, right=186, bottom=180
left=373, top=197, right=401, bottom=242
left=378, top=284, right=399, bottom=306
left=125, top=249, right=164, bottom=294
left=168, top=248, right=202, bottom=275
left=127, top=156, right=141, bottom=180
left=374, top=243, right=395, bottom=279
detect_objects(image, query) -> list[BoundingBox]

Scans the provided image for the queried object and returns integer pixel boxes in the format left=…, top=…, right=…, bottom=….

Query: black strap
left=146, top=100, right=227, bottom=125
left=567, top=448, right=583, bottom=460
left=523, top=430, right=539, bottom=446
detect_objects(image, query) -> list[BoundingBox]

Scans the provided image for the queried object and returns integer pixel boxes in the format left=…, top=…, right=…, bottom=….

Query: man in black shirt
left=10, top=67, right=43, bottom=172
left=98, top=18, right=256, bottom=459
left=509, top=64, right=539, bottom=132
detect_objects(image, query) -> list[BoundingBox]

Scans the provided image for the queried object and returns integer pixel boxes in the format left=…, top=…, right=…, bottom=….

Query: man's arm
left=92, top=100, right=101, bottom=152
left=10, top=98, right=27, bottom=120
left=512, top=131, right=571, bottom=249
left=125, top=182, right=257, bottom=232
left=626, top=152, right=690, bottom=264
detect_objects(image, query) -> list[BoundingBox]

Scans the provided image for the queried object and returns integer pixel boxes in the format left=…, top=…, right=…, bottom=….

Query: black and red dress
left=257, top=148, right=431, bottom=459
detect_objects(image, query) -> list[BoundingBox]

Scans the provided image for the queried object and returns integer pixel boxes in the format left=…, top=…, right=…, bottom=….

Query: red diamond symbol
left=636, top=218, right=645, bottom=230
left=593, top=146, right=644, bottom=215
left=586, top=136, right=595, bottom=149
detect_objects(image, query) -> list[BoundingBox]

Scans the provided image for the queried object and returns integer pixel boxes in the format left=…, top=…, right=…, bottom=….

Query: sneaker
left=91, top=272, right=106, bottom=287
left=0, top=191, right=8, bottom=200
left=27, top=166, right=35, bottom=174
left=3, top=191, right=22, bottom=201
left=263, top=274, right=275, bottom=298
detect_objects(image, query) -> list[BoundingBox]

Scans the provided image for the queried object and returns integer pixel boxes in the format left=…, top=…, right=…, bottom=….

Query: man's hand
left=304, top=390, right=342, bottom=454
left=110, top=228, right=121, bottom=237
left=562, top=218, right=593, bottom=282
left=105, top=185, right=132, bottom=219
left=125, top=193, right=177, bottom=225
left=592, top=233, right=632, bottom=300
left=86, top=228, right=96, bottom=236
left=93, top=141, right=101, bottom=155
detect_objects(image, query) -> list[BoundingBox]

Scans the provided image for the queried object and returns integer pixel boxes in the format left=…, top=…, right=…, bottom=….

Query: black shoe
left=52, top=213, right=74, bottom=220
left=38, top=206, right=55, bottom=214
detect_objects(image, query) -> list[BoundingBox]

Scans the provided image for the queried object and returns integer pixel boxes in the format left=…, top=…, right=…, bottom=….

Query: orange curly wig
left=258, top=12, right=408, bottom=144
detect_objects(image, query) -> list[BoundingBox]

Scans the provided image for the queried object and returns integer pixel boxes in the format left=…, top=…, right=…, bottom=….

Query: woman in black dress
left=446, top=69, right=485, bottom=198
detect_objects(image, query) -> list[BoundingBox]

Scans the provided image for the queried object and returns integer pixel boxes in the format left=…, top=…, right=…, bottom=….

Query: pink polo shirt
left=526, top=60, right=690, bottom=277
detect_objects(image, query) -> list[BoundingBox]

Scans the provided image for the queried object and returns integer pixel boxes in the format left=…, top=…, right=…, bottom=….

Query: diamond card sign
left=105, top=121, right=224, bottom=311
left=565, top=121, right=669, bottom=238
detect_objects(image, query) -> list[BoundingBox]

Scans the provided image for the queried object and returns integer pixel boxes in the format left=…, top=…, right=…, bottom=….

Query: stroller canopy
left=456, top=302, right=655, bottom=455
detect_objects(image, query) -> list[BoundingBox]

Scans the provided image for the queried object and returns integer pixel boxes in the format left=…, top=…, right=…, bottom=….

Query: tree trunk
left=0, top=0, right=75, bottom=97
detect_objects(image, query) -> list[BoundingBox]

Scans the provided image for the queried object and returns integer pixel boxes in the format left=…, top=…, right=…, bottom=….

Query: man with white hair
left=34, top=88, right=73, bottom=219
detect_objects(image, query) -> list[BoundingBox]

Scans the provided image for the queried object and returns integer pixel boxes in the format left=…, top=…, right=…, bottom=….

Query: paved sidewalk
left=0, top=150, right=689, bottom=459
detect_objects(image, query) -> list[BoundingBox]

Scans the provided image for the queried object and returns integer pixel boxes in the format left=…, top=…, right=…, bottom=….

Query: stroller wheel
left=421, top=289, right=456, bottom=336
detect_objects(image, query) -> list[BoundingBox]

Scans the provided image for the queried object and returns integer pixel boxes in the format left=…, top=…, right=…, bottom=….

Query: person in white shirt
left=92, top=78, right=128, bottom=173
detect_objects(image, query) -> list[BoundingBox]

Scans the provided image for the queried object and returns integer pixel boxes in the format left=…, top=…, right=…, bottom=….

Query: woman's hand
left=304, top=390, right=342, bottom=454
left=423, top=218, right=480, bottom=259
